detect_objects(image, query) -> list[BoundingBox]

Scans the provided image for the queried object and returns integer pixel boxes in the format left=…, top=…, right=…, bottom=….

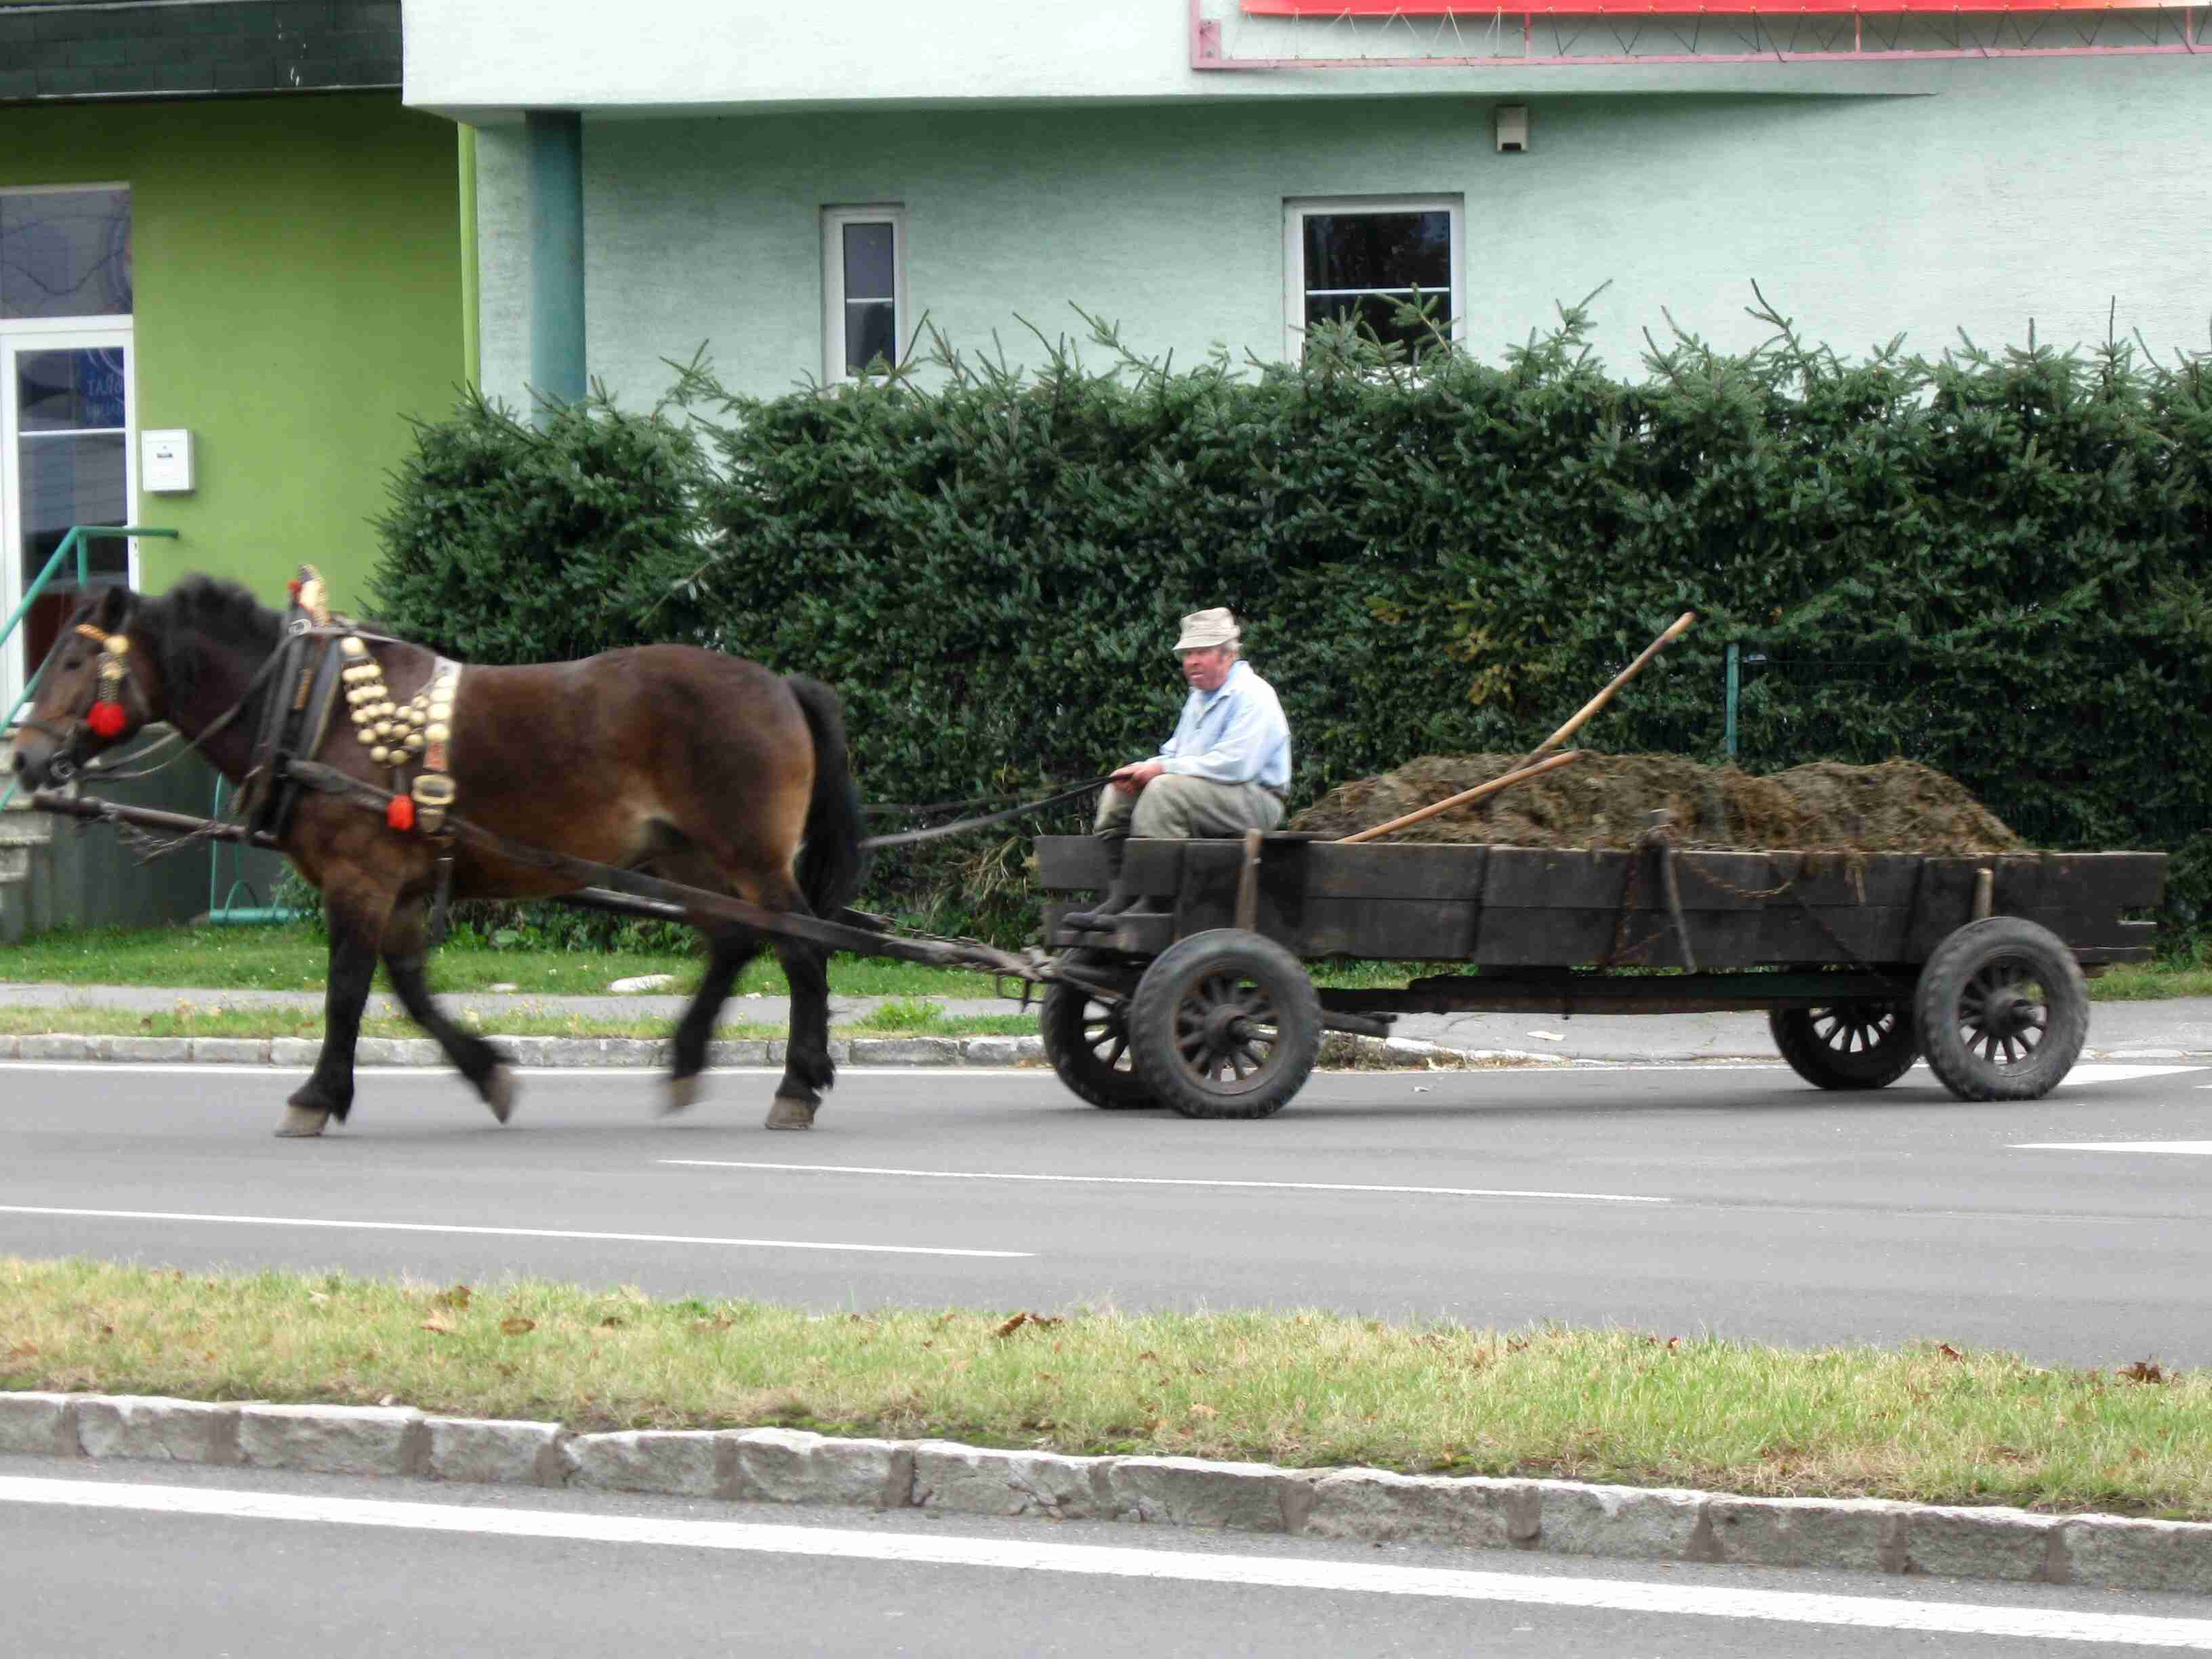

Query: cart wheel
left=1913, top=916, right=2088, bottom=1102
left=1127, top=928, right=1320, bottom=1120
left=1040, top=951, right=1155, bottom=1111
left=1768, top=1002, right=1919, bottom=1091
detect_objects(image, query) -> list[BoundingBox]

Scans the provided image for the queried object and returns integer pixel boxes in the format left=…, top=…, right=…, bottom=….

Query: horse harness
left=226, top=566, right=462, bottom=844
left=47, top=569, right=1118, bottom=883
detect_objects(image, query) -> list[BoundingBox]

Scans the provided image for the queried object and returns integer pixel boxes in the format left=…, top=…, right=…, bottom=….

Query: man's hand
left=1110, top=760, right=1166, bottom=795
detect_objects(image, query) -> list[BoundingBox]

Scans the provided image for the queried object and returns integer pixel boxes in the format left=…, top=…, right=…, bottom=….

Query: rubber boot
left=1061, top=830, right=1138, bottom=933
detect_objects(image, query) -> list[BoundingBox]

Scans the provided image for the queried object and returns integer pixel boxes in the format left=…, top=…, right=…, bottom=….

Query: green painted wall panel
left=1, top=92, right=462, bottom=611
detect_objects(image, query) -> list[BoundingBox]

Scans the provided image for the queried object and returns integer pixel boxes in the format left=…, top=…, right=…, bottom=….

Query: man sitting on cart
left=1063, top=607, right=1292, bottom=930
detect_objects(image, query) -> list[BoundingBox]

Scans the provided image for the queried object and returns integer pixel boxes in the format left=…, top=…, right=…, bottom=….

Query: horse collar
left=337, top=634, right=462, bottom=834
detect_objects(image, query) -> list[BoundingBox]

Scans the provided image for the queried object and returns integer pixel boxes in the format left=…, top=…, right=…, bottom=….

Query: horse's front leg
left=665, top=925, right=764, bottom=1114
left=381, top=900, right=516, bottom=1124
left=280, top=877, right=393, bottom=1138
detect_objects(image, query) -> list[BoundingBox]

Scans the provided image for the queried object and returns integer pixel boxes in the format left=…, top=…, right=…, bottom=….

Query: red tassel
left=386, top=795, right=416, bottom=833
left=86, top=701, right=127, bottom=739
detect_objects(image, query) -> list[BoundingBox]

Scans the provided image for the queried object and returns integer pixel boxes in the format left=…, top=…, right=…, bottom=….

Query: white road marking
left=2057, top=1065, right=2204, bottom=1086
left=0, top=1205, right=1027, bottom=1258
left=2015, top=1143, right=2212, bottom=1156
left=660, top=1160, right=1669, bottom=1204
left=1, top=1477, right=2206, bottom=1646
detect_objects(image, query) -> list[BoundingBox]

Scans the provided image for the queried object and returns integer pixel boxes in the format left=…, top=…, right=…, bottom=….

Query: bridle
left=76, top=622, right=137, bottom=733
left=10, top=606, right=294, bottom=787
left=8, top=620, right=148, bottom=783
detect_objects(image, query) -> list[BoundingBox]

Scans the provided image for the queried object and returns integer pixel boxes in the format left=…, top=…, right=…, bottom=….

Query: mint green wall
left=1, top=93, right=463, bottom=613
left=470, top=56, right=2208, bottom=410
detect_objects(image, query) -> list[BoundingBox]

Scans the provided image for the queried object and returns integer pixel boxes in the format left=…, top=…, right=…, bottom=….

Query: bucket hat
left=1173, top=607, right=1240, bottom=653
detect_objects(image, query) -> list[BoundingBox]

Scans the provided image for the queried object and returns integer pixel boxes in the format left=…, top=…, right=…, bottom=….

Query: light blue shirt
left=1153, top=659, right=1292, bottom=790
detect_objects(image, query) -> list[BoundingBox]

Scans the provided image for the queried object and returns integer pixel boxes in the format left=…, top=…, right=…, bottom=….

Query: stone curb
left=5, top=1390, right=2209, bottom=1595
left=0, top=1031, right=1549, bottom=1071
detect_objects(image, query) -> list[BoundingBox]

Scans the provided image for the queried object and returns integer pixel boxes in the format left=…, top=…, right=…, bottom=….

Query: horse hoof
left=485, top=1065, right=516, bottom=1125
left=764, top=1094, right=817, bottom=1131
left=275, top=1105, right=329, bottom=1139
left=664, top=1074, right=703, bottom=1116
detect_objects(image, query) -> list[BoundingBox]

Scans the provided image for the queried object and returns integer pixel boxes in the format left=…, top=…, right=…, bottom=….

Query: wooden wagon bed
left=1036, top=836, right=2163, bottom=968
left=1031, top=833, right=2169, bottom=1120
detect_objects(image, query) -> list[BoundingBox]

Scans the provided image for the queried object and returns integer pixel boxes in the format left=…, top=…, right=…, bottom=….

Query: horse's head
left=9, top=585, right=158, bottom=790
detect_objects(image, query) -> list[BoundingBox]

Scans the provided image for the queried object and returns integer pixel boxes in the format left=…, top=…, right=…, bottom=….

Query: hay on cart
left=1288, top=754, right=2025, bottom=855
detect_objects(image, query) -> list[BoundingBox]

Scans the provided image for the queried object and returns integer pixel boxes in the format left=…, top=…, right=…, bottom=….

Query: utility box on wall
left=1495, top=106, right=1530, bottom=153
left=141, top=429, right=196, bottom=493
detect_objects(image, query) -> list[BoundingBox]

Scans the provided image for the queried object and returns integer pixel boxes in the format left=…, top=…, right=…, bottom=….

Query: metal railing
left=1, top=525, right=177, bottom=810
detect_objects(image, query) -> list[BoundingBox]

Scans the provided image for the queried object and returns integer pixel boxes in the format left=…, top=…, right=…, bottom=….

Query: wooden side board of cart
left=1033, top=832, right=2167, bottom=1120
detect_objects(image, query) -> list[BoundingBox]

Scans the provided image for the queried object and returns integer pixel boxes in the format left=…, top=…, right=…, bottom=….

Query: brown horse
left=8, top=578, right=865, bottom=1137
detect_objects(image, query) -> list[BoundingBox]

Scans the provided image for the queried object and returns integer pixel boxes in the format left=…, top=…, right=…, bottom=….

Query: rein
left=859, top=773, right=1118, bottom=851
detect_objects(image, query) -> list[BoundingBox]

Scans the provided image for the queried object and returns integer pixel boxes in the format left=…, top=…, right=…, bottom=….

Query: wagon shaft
left=32, top=787, right=1053, bottom=985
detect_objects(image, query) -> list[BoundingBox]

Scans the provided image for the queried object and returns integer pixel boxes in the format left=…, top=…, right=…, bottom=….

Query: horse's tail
left=786, top=674, right=868, bottom=919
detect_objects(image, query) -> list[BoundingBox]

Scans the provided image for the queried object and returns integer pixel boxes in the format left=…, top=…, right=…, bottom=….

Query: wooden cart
left=1033, top=831, right=2167, bottom=1120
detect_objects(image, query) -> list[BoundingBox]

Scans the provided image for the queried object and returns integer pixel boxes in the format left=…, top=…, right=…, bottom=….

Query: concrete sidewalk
left=4, top=981, right=2211, bottom=1063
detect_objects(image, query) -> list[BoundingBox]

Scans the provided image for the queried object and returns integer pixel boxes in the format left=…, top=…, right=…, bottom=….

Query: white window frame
left=1282, top=195, right=1465, bottom=363
left=821, top=205, right=909, bottom=384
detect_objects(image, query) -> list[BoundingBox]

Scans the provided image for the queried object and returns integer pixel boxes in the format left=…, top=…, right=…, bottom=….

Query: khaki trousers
left=1095, top=773, right=1286, bottom=840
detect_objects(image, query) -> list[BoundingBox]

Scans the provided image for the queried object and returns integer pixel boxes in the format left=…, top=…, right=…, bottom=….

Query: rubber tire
left=1768, top=1002, right=1919, bottom=1091
left=1126, top=928, right=1321, bottom=1120
left=1039, top=951, right=1155, bottom=1111
left=1913, top=916, right=2089, bottom=1102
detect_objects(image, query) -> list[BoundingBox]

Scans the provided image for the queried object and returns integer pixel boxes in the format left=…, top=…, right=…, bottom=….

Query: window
left=1, top=187, right=133, bottom=320
left=1283, top=197, right=1461, bottom=363
left=821, top=205, right=907, bottom=382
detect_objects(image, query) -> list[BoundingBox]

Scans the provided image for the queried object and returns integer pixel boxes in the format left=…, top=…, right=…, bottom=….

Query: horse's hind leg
left=381, top=900, right=516, bottom=1124
left=765, top=922, right=836, bottom=1132
left=665, top=924, right=764, bottom=1115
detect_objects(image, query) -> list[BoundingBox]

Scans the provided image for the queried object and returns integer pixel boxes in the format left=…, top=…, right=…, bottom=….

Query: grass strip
left=0, top=1005, right=1040, bottom=1044
left=3, top=1259, right=2205, bottom=1519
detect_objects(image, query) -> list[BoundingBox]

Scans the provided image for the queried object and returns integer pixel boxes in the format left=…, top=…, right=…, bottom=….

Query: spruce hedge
left=371, top=304, right=2212, bottom=948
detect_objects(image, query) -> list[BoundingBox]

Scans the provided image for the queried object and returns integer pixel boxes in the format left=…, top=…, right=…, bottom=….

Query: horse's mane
left=138, top=575, right=286, bottom=705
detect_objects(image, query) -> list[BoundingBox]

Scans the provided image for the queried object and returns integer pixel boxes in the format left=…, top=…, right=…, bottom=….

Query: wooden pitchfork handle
left=1336, top=748, right=1584, bottom=844
left=1504, top=611, right=1697, bottom=775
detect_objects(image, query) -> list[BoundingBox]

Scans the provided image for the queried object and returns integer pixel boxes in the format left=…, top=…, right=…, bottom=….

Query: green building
left=2, top=0, right=465, bottom=938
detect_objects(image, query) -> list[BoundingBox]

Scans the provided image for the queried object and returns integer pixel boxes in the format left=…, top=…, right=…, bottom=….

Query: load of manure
left=1286, top=753, right=2026, bottom=855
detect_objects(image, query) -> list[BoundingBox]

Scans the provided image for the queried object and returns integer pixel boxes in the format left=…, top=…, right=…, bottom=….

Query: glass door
left=1, top=327, right=135, bottom=701
left=1, top=184, right=134, bottom=704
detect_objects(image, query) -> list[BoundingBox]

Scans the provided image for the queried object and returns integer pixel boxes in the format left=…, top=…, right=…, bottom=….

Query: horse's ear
left=94, top=585, right=129, bottom=632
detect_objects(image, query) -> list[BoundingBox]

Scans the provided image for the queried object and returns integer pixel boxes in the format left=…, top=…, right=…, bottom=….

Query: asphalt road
left=9, top=1457, right=2212, bottom=1658
left=3, top=1057, right=2207, bottom=1367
